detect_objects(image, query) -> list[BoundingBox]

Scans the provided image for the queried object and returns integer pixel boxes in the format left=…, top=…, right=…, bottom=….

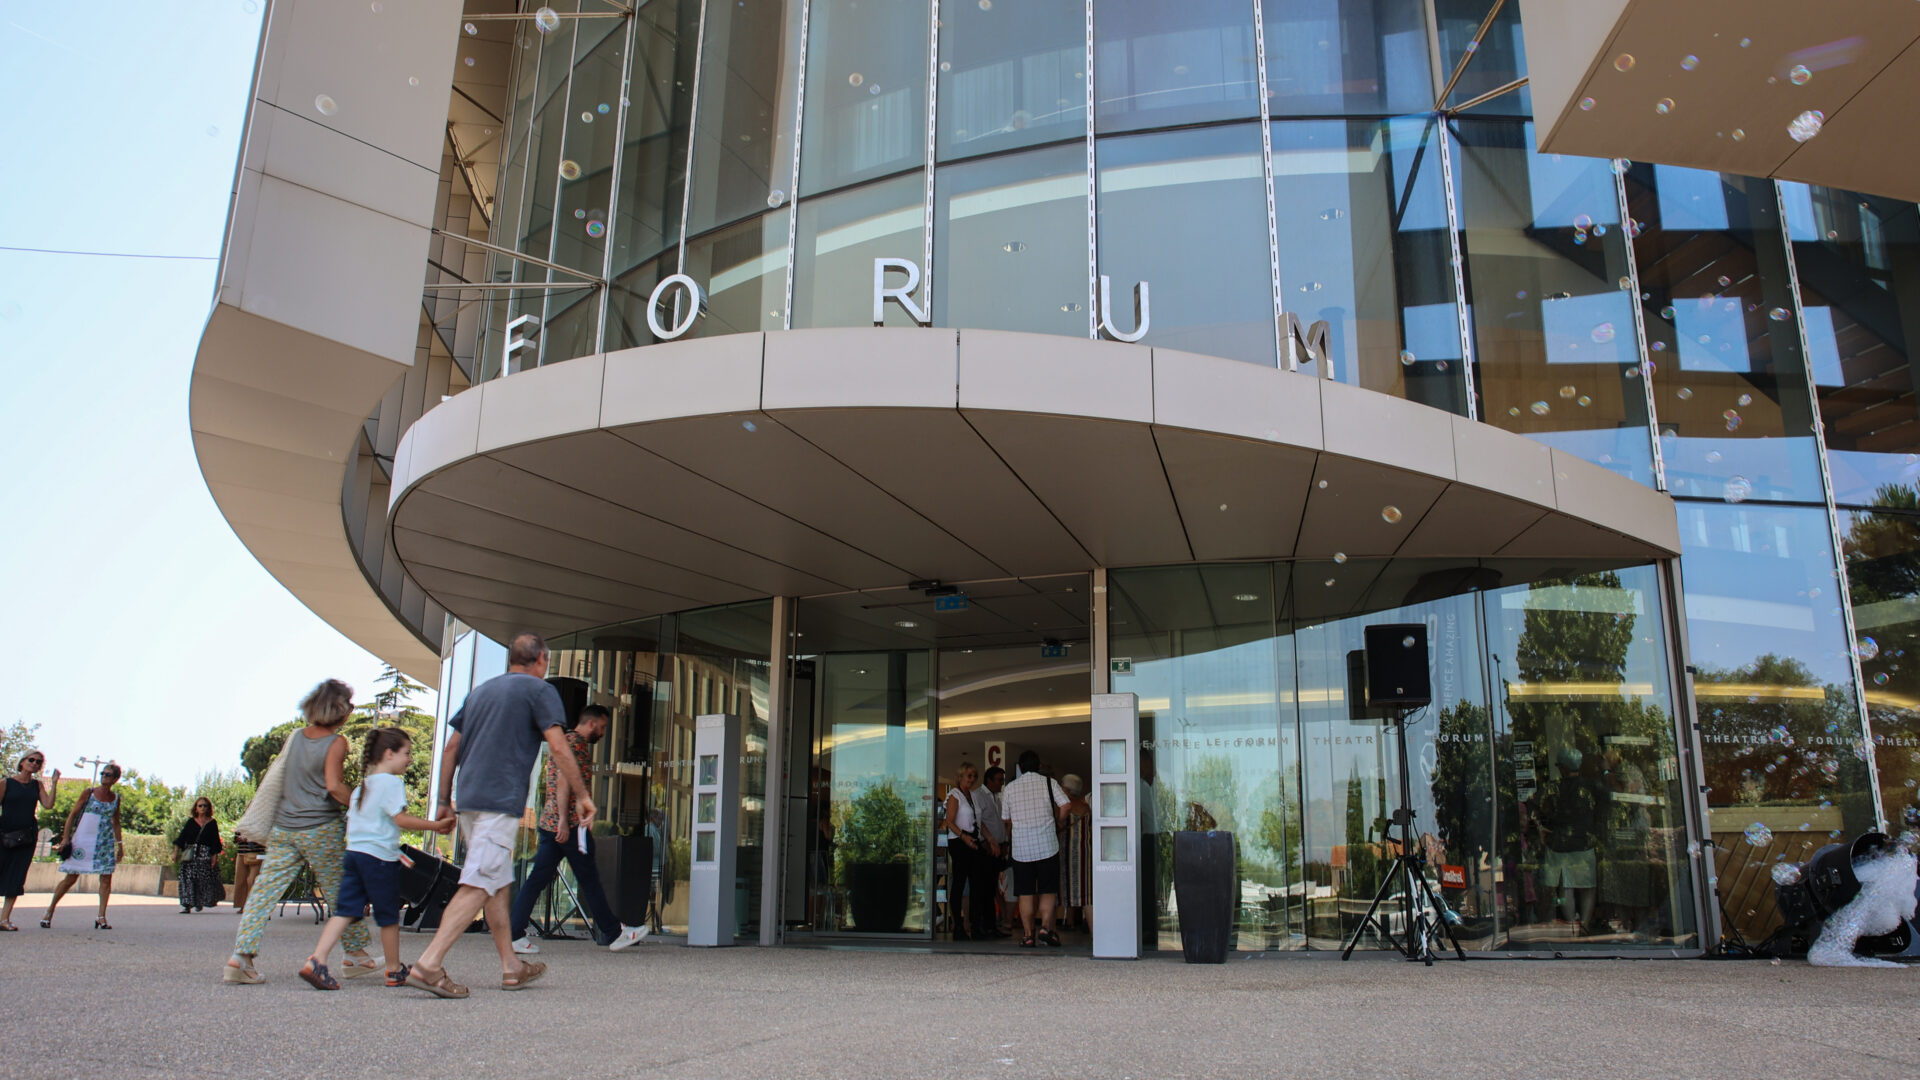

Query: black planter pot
left=846, top=861, right=911, bottom=933
left=1172, top=831, right=1235, bottom=964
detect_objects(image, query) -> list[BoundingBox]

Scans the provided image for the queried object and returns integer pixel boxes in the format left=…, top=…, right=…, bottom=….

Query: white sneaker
left=511, top=936, right=540, bottom=955
left=608, top=925, right=650, bottom=951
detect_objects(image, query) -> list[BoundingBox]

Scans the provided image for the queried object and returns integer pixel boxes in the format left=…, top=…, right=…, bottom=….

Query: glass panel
left=681, top=213, right=789, bottom=338
left=1433, top=0, right=1529, bottom=115
left=933, top=143, right=1089, bottom=337
left=1838, top=506, right=1920, bottom=832
left=1678, top=501, right=1876, bottom=944
left=1093, top=0, right=1260, bottom=134
left=1096, top=123, right=1276, bottom=366
left=1272, top=117, right=1465, bottom=413
left=1100, top=781, right=1127, bottom=817
left=686, top=0, right=807, bottom=234
left=937, top=0, right=1086, bottom=161
left=698, top=792, right=717, bottom=823
left=792, top=173, right=926, bottom=329
left=1452, top=120, right=1655, bottom=486
left=1101, top=825, right=1128, bottom=861
left=696, top=830, right=716, bottom=861
left=1627, top=165, right=1824, bottom=503
left=610, top=1, right=697, bottom=279
left=1109, top=564, right=1301, bottom=952
left=604, top=256, right=665, bottom=352
left=698, top=755, right=718, bottom=786
left=798, top=0, right=929, bottom=194
left=1782, top=184, right=1920, bottom=509
left=812, top=651, right=934, bottom=934
left=1261, top=0, right=1432, bottom=116
left=550, top=18, right=627, bottom=279
left=1100, top=739, right=1127, bottom=775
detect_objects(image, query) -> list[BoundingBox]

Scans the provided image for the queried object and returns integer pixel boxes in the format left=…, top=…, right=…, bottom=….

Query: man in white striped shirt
left=1000, top=750, right=1071, bottom=947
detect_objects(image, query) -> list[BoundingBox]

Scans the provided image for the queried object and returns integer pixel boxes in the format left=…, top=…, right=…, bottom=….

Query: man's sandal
left=500, top=960, right=547, bottom=991
left=405, top=965, right=470, bottom=999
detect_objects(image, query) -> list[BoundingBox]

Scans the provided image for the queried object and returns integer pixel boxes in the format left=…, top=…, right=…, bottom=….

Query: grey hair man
left=408, top=632, right=594, bottom=998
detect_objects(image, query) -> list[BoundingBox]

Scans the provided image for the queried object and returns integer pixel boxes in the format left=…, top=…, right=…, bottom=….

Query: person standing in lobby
left=977, top=766, right=1010, bottom=933
left=406, top=632, right=594, bottom=998
left=174, top=797, right=225, bottom=913
left=43, top=762, right=123, bottom=929
left=1058, top=774, right=1093, bottom=932
left=942, top=762, right=995, bottom=940
left=223, top=679, right=379, bottom=983
left=1, top=751, right=59, bottom=931
left=1001, top=750, right=1070, bottom=948
left=509, top=704, right=649, bottom=954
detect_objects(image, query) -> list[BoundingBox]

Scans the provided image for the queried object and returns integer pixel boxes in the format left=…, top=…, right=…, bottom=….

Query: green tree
left=1, top=720, right=42, bottom=770
left=835, top=781, right=916, bottom=881
left=342, top=665, right=437, bottom=810
left=240, top=719, right=301, bottom=784
left=1344, top=766, right=1380, bottom=898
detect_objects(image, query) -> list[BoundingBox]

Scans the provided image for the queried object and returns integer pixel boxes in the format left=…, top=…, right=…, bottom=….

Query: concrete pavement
left=5, top=892, right=1919, bottom=1079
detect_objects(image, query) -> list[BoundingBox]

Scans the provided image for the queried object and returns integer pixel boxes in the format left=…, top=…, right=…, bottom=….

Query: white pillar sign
left=1090, top=692, right=1140, bottom=960
left=688, top=712, right=742, bottom=947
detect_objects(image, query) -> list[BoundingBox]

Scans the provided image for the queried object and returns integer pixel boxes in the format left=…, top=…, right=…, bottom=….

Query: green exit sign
left=1110, top=657, right=1133, bottom=676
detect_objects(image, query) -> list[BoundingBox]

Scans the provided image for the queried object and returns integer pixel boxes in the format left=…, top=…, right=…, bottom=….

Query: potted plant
left=837, top=781, right=916, bottom=933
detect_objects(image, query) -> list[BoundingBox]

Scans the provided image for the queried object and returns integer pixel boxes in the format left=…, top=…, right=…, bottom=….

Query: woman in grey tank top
left=224, top=679, right=379, bottom=985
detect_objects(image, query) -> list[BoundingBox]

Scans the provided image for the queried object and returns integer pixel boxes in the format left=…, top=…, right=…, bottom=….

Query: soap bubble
left=1739, top=37, right=1751, bottom=48
left=1399, top=350, right=1415, bottom=366
left=559, top=160, right=581, bottom=181
left=408, top=76, right=419, bottom=86
left=1516, top=289, right=1529, bottom=300
left=1717, top=275, right=1731, bottom=288
left=849, top=72, right=864, bottom=87
left=1508, top=406, right=1521, bottom=417
left=1655, top=98, right=1673, bottom=116
left=1381, top=506, right=1403, bottom=524
left=1614, top=54, right=1635, bottom=72
left=1706, top=451, right=1722, bottom=463
left=1724, top=411, right=1742, bottom=431
left=1530, top=401, right=1550, bottom=416
left=314, top=94, right=338, bottom=116
left=1573, top=213, right=1594, bottom=230
left=1874, top=672, right=1891, bottom=686
left=580, top=111, right=593, bottom=123
left=1724, top=475, right=1752, bottom=503
left=573, top=209, right=586, bottom=220
left=1594, top=223, right=1608, bottom=236
left=464, top=21, right=476, bottom=35
left=1731, top=128, right=1746, bottom=142
left=1788, top=110, right=1825, bottom=143
left=1676, top=387, right=1692, bottom=400
left=1769, top=307, right=1790, bottom=322
left=1618, top=276, right=1632, bottom=290
left=585, top=220, right=606, bottom=238
left=1858, top=636, right=1881, bottom=661
left=1680, top=55, right=1699, bottom=72
left=1402, top=635, right=1417, bottom=649
left=1591, top=323, right=1615, bottom=344
left=1788, top=64, right=1812, bottom=86
left=1578, top=395, right=1592, bottom=407
left=535, top=6, right=560, bottom=33
left=1572, top=230, right=1588, bottom=246
left=597, top=103, right=610, bottom=115
left=1660, top=305, right=1676, bottom=320
left=1579, top=97, right=1596, bottom=111
left=869, top=84, right=882, bottom=95
left=1317, top=480, right=1328, bottom=489
left=1324, top=578, right=1337, bottom=588
left=768, top=190, right=786, bottom=207
left=1771, top=863, right=1803, bottom=886
left=1744, top=822, right=1774, bottom=846
left=1686, top=840, right=1703, bottom=857
left=1333, top=552, right=1348, bottom=564
left=1559, top=385, right=1577, bottom=399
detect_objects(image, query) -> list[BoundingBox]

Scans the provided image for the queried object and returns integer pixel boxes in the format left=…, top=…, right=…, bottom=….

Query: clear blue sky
left=1, top=3, right=432, bottom=788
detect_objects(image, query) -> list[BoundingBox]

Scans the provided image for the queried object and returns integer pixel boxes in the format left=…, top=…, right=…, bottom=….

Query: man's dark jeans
left=509, top=830, right=620, bottom=942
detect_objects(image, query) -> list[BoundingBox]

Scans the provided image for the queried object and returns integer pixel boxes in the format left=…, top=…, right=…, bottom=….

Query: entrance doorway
left=784, top=576, right=1090, bottom=944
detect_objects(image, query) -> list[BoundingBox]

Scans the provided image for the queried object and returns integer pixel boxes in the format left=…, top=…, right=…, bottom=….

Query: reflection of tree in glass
left=1344, top=766, right=1381, bottom=898
left=1841, top=492, right=1920, bottom=828
left=1429, top=698, right=1503, bottom=873
left=834, top=780, right=916, bottom=884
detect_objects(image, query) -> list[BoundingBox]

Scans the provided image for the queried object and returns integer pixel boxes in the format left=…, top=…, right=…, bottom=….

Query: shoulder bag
left=233, top=749, right=291, bottom=843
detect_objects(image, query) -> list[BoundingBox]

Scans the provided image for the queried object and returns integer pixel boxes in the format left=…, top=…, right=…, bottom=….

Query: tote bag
left=233, top=749, right=290, bottom=842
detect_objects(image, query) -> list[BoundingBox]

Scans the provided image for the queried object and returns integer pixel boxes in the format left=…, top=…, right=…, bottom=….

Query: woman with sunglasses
left=44, top=761, right=123, bottom=929
left=2, top=751, right=60, bottom=931
left=174, top=796, right=225, bottom=913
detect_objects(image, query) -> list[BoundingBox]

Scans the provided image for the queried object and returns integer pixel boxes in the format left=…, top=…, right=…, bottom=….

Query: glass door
left=808, top=651, right=935, bottom=935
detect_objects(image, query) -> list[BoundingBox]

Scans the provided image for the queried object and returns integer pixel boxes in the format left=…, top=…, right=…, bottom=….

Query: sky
left=0, top=3, right=434, bottom=788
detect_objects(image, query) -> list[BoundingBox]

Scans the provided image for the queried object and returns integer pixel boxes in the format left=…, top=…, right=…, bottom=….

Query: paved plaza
left=7, top=892, right=1919, bottom=1079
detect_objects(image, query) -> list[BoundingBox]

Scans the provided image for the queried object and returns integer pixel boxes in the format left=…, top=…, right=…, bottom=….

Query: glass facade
left=432, top=0, right=1920, bottom=954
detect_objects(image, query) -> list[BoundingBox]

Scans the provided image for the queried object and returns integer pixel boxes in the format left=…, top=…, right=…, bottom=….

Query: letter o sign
left=646, top=273, right=705, bottom=340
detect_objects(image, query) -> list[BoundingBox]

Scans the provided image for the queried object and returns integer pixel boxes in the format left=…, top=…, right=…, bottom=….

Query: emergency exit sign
left=1110, top=658, right=1133, bottom=676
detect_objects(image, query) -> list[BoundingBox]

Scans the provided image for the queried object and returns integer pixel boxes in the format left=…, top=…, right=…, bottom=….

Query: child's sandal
left=384, top=963, right=412, bottom=987
left=297, top=957, right=340, bottom=991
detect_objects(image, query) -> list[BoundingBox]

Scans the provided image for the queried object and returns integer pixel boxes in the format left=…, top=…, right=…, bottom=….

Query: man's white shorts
left=457, top=811, right=519, bottom=895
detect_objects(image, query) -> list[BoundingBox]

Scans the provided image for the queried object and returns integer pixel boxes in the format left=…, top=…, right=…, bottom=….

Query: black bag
left=56, top=840, right=73, bottom=860
left=0, top=828, right=33, bottom=850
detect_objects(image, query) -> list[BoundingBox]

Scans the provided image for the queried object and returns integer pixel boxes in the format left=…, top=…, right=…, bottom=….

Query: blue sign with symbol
left=1039, top=644, right=1067, bottom=659
left=934, top=594, right=969, bottom=612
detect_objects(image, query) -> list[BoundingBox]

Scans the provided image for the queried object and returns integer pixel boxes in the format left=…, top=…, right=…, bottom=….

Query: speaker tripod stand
left=1340, top=705, right=1466, bottom=965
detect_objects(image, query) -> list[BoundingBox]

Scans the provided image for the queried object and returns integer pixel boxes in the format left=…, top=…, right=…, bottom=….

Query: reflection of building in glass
left=193, top=1, right=1920, bottom=957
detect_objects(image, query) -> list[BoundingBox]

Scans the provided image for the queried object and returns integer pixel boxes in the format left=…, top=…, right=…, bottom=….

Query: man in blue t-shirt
left=406, top=632, right=595, bottom=999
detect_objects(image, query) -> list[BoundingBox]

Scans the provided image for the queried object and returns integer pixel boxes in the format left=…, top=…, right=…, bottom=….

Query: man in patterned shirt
left=508, top=704, right=649, bottom=953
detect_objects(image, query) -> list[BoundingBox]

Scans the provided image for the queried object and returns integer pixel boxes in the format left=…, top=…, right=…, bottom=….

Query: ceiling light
left=1234, top=593, right=1259, bottom=602
left=896, top=620, right=919, bottom=628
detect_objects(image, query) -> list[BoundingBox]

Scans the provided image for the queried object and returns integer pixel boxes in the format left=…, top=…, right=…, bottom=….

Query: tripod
left=1340, top=705, right=1466, bottom=965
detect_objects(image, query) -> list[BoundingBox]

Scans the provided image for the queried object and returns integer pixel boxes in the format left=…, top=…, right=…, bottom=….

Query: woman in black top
left=174, top=797, right=225, bottom=913
left=2, top=750, right=60, bottom=930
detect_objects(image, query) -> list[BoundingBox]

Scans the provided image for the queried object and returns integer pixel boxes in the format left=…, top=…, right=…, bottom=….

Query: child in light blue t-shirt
left=298, top=728, right=451, bottom=990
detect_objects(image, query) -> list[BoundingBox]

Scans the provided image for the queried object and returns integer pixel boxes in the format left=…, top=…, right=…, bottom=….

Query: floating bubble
left=573, top=209, right=586, bottom=220
left=1619, top=276, right=1632, bottom=290
left=1739, top=37, right=1751, bottom=48
left=1333, top=552, right=1348, bottom=564
left=1579, top=97, right=1596, bottom=112
left=1399, top=350, right=1415, bottom=366
left=1680, top=55, right=1699, bottom=72
left=1572, top=231, right=1588, bottom=246
left=1508, top=406, right=1521, bottom=416
left=1591, top=323, right=1616, bottom=344
left=1594, top=223, right=1608, bottom=236
left=314, top=93, right=338, bottom=116
left=1676, top=387, right=1692, bottom=400
left=1435, top=360, right=1448, bottom=372
left=1737, top=393, right=1752, bottom=406
left=978, top=0, right=992, bottom=8
left=1744, top=822, right=1774, bottom=846
left=580, top=111, right=593, bottom=123
left=534, top=6, right=560, bottom=33
left=1578, top=395, right=1592, bottom=407
left=464, top=21, right=477, bottom=35
left=1324, top=578, right=1337, bottom=588
left=585, top=220, right=606, bottom=238
left=1559, top=385, right=1577, bottom=399
left=1731, top=128, right=1746, bottom=142
left=1573, top=213, right=1594, bottom=230
left=1724, top=411, right=1742, bottom=431
left=1655, top=98, right=1674, bottom=116
left=1772, top=863, right=1803, bottom=886
left=1788, top=110, right=1825, bottom=143
left=1858, top=636, right=1881, bottom=661
left=1724, top=475, right=1752, bottom=503
left=1612, top=157, right=1632, bottom=175
left=1788, top=64, right=1812, bottom=86
left=1706, top=450, right=1722, bottom=463
left=465, top=56, right=476, bottom=67
left=598, top=103, right=611, bottom=115
left=1516, top=289, right=1528, bottom=300
left=768, top=189, right=786, bottom=207
left=1381, top=505, right=1403, bottom=524
left=558, top=159, right=582, bottom=181
left=1660, top=305, right=1676, bottom=320
left=1717, top=275, right=1731, bottom=288
left=1768, top=307, right=1791, bottom=322
left=869, top=84, right=882, bottom=95
left=849, top=72, right=864, bottom=87
left=1529, top=401, right=1550, bottom=416
left=370, top=1, right=381, bottom=11
left=1299, top=281, right=1323, bottom=293
left=408, top=76, right=419, bottom=86
left=1402, top=635, right=1417, bottom=649
left=1317, top=480, right=1328, bottom=489
left=1874, top=672, right=1891, bottom=686
left=1614, top=54, right=1635, bottom=72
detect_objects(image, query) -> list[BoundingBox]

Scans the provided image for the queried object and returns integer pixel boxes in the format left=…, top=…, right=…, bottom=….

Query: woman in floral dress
left=43, top=762, right=124, bottom=930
